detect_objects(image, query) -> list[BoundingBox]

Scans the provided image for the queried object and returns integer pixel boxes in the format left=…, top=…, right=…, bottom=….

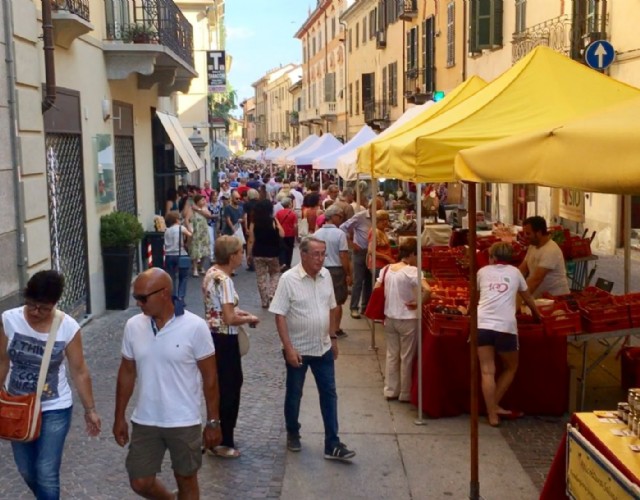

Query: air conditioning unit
left=376, top=31, right=386, bottom=49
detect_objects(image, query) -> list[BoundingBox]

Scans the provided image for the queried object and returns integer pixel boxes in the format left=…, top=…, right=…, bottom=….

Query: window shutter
left=382, top=66, right=387, bottom=107
left=469, top=0, right=478, bottom=53
left=406, top=31, right=411, bottom=71
left=493, top=0, right=504, bottom=47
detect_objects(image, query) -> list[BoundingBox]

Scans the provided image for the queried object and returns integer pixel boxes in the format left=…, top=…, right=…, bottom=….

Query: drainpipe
left=41, top=0, right=56, bottom=112
left=3, top=0, right=28, bottom=291
left=340, top=20, right=348, bottom=141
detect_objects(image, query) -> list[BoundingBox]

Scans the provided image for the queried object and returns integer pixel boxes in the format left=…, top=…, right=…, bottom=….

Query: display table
left=541, top=413, right=640, bottom=499
left=410, top=318, right=569, bottom=418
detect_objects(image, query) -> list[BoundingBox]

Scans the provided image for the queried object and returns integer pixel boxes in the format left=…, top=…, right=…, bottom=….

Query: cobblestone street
left=0, top=265, right=288, bottom=499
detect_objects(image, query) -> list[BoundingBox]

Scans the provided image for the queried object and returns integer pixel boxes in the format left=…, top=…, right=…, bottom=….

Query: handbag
left=177, top=226, right=191, bottom=269
left=0, top=310, right=63, bottom=442
left=298, top=211, right=309, bottom=238
left=233, top=223, right=246, bottom=245
left=364, top=266, right=390, bottom=321
left=237, top=326, right=250, bottom=357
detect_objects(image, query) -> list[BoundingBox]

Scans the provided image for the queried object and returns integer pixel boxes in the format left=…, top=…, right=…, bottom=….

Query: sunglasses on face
left=24, top=300, right=55, bottom=314
left=132, top=287, right=165, bottom=304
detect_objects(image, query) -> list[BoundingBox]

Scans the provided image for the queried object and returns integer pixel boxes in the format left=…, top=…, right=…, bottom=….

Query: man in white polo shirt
left=113, top=268, right=222, bottom=499
left=269, top=237, right=356, bottom=462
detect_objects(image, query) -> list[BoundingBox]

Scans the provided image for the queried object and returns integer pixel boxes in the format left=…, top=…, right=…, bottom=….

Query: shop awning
left=358, top=47, right=640, bottom=183
left=156, top=111, right=204, bottom=173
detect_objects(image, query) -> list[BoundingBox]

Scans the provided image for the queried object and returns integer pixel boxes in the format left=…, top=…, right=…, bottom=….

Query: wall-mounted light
left=102, top=99, right=112, bottom=122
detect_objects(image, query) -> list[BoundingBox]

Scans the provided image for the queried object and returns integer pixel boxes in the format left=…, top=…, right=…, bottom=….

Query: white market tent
left=336, top=101, right=435, bottom=180
left=264, top=147, right=285, bottom=162
left=312, top=125, right=376, bottom=170
left=288, top=133, right=343, bottom=166
left=274, top=134, right=319, bottom=165
left=239, top=150, right=258, bottom=160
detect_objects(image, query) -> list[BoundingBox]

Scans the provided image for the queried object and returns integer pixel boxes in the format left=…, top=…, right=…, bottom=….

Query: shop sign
left=559, top=188, right=585, bottom=223
left=566, top=426, right=640, bottom=500
left=207, top=50, right=226, bottom=93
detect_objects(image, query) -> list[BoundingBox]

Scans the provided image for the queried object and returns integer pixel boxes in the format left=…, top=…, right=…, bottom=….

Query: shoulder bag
left=237, top=325, right=250, bottom=357
left=364, top=266, right=390, bottom=321
left=298, top=208, right=309, bottom=238
left=0, top=310, right=63, bottom=442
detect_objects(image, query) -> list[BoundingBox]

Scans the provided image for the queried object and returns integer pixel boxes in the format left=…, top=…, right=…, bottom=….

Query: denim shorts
left=477, top=329, right=519, bottom=353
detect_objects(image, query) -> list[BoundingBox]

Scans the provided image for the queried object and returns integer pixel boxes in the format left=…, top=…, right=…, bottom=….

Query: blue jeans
left=284, top=349, right=339, bottom=453
left=11, top=406, right=73, bottom=500
left=164, top=255, right=189, bottom=301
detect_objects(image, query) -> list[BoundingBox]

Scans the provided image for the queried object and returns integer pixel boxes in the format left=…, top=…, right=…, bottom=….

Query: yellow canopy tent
left=358, top=46, right=640, bottom=183
left=455, top=95, right=640, bottom=195
left=357, top=75, right=487, bottom=174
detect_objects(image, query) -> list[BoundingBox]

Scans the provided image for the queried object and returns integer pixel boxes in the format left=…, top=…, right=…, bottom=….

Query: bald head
left=135, top=268, right=173, bottom=293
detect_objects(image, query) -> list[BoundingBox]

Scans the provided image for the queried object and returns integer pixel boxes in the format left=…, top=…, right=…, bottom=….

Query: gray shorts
left=327, top=267, right=348, bottom=305
left=126, top=422, right=202, bottom=479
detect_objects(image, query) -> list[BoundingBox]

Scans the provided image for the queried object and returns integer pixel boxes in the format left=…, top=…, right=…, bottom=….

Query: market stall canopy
left=358, top=46, right=640, bottom=183
left=336, top=100, right=443, bottom=181
left=287, top=133, right=342, bottom=166
left=274, top=134, right=319, bottom=165
left=156, top=111, right=204, bottom=173
left=211, top=139, right=231, bottom=159
left=455, top=96, right=640, bottom=195
left=351, top=76, right=487, bottom=181
left=312, top=126, right=376, bottom=171
left=264, top=147, right=285, bottom=161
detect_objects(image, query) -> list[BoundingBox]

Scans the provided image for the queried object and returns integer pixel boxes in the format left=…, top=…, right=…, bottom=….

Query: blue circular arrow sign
left=584, top=40, right=615, bottom=70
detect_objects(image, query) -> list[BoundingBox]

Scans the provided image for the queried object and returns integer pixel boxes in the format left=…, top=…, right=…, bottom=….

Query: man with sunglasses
left=113, top=268, right=222, bottom=499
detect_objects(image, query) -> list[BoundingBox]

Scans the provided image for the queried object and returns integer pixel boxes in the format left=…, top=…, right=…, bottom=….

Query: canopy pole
left=369, top=178, right=378, bottom=351
left=468, top=182, right=480, bottom=500
left=415, top=182, right=425, bottom=426
left=320, top=171, right=323, bottom=192
left=625, top=195, right=631, bottom=294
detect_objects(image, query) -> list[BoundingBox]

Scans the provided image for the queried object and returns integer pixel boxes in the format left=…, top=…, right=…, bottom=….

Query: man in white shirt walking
left=269, top=237, right=356, bottom=462
left=113, top=268, right=222, bottom=499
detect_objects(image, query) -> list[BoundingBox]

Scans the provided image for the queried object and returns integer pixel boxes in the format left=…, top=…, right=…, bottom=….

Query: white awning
left=156, top=111, right=204, bottom=173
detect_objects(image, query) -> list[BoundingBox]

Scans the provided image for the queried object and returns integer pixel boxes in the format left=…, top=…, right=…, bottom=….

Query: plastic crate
left=579, top=299, right=631, bottom=333
left=619, top=293, right=640, bottom=328
left=538, top=302, right=582, bottom=336
left=568, top=236, right=592, bottom=259
left=427, top=311, right=469, bottom=337
left=516, top=316, right=545, bottom=336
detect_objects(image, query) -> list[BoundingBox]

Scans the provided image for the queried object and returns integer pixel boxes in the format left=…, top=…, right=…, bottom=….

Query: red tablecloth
left=540, top=413, right=640, bottom=499
left=410, top=318, right=569, bottom=418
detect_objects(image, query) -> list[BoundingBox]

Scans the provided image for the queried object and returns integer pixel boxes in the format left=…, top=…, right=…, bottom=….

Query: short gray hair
left=299, top=236, right=326, bottom=253
left=280, top=197, right=291, bottom=207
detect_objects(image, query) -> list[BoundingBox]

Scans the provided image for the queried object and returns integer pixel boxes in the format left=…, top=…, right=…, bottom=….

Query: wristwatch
left=205, top=418, right=220, bottom=429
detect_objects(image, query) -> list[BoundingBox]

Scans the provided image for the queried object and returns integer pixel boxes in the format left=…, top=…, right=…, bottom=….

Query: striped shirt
left=339, top=209, right=371, bottom=250
left=313, top=224, right=348, bottom=267
left=269, top=264, right=337, bottom=356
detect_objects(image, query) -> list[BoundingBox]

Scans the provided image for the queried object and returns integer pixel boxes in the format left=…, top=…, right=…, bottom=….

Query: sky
left=225, top=0, right=315, bottom=111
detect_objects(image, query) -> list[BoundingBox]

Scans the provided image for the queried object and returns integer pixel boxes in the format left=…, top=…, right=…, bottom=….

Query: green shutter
left=469, top=0, right=478, bottom=53
left=493, top=0, right=504, bottom=47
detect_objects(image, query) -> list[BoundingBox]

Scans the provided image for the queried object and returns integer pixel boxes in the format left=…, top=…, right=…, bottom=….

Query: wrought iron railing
left=364, top=100, right=389, bottom=124
left=511, top=15, right=572, bottom=64
left=51, top=0, right=90, bottom=22
left=105, top=0, right=194, bottom=68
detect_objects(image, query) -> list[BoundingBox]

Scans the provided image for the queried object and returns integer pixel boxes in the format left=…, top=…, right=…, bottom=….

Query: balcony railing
left=51, top=0, right=90, bottom=22
left=364, top=100, right=389, bottom=125
left=289, top=112, right=299, bottom=126
left=404, top=67, right=433, bottom=104
left=105, top=0, right=194, bottom=68
left=397, top=0, right=418, bottom=21
left=319, top=101, right=337, bottom=118
left=511, top=15, right=571, bottom=64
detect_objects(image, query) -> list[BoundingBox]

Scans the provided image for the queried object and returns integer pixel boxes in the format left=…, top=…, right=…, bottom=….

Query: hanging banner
left=207, top=50, right=226, bottom=93
left=559, top=188, right=585, bottom=223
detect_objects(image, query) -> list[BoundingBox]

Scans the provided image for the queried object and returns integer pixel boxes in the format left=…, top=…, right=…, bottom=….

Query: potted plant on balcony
left=123, top=23, right=157, bottom=44
left=100, top=211, right=144, bottom=310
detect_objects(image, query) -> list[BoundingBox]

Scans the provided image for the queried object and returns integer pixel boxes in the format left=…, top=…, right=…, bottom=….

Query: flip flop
left=497, top=410, right=525, bottom=420
left=212, top=446, right=241, bottom=459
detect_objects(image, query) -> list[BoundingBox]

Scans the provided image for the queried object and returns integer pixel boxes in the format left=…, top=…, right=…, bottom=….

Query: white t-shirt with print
left=477, top=264, right=528, bottom=335
left=524, top=239, right=570, bottom=298
left=122, top=310, right=215, bottom=427
left=2, top=307, right=79, bottom=412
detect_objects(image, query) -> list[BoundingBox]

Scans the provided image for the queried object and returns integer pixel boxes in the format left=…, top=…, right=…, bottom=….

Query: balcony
left=397, top=0, right=418, bottom=21
left=299, top=108, right=321, bottom=126
left=319, top=101, right=337, bottom=120
left=404, top=68, right=432, bottom=105
left=511, top=15, right=572, bottom=64
left=51, top=0, right=93, bottom=48
left=364, top=100, right=389, bottom=129
left=103, top=0, right=196, bottom=96
left=376, top=31, right=386, bottom=49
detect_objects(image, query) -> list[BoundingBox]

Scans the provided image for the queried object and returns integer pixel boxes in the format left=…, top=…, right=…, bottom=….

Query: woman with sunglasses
left=0, top=270, right=101, bottom=499
left=201, top=236, right=259, bottom=458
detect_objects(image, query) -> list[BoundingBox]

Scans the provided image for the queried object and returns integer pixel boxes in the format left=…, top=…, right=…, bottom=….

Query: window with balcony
left=362, top=73, right=375, bottom=110
left=325, top=73, right=336, bottom=102
left=423, top=16, right=435, bottom=94
left=469, top=0, right=504, bottom=53
left=515, top=0, right=526, bottom=34
left=406, top=26, right=418, bottom=72
left=447, top=2, right=455, bottom=67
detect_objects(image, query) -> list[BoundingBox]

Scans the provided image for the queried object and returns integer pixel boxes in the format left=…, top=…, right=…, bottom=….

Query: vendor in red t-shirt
left=275, top=197, right=298, bottom=271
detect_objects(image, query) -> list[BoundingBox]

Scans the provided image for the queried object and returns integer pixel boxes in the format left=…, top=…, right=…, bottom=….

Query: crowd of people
left=0, top=157, right=559, bottom=498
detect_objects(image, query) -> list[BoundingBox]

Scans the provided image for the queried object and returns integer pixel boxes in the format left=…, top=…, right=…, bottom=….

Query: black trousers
left=211, top=333, right=243, bottom=448
left=280, top=236, right=295, bottom=268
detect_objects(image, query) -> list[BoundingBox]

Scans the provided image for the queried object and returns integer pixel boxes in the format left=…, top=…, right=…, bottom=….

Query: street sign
left=584, top=40, right=615, bottom=70
left=207, top=50, right=226, bottom=93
